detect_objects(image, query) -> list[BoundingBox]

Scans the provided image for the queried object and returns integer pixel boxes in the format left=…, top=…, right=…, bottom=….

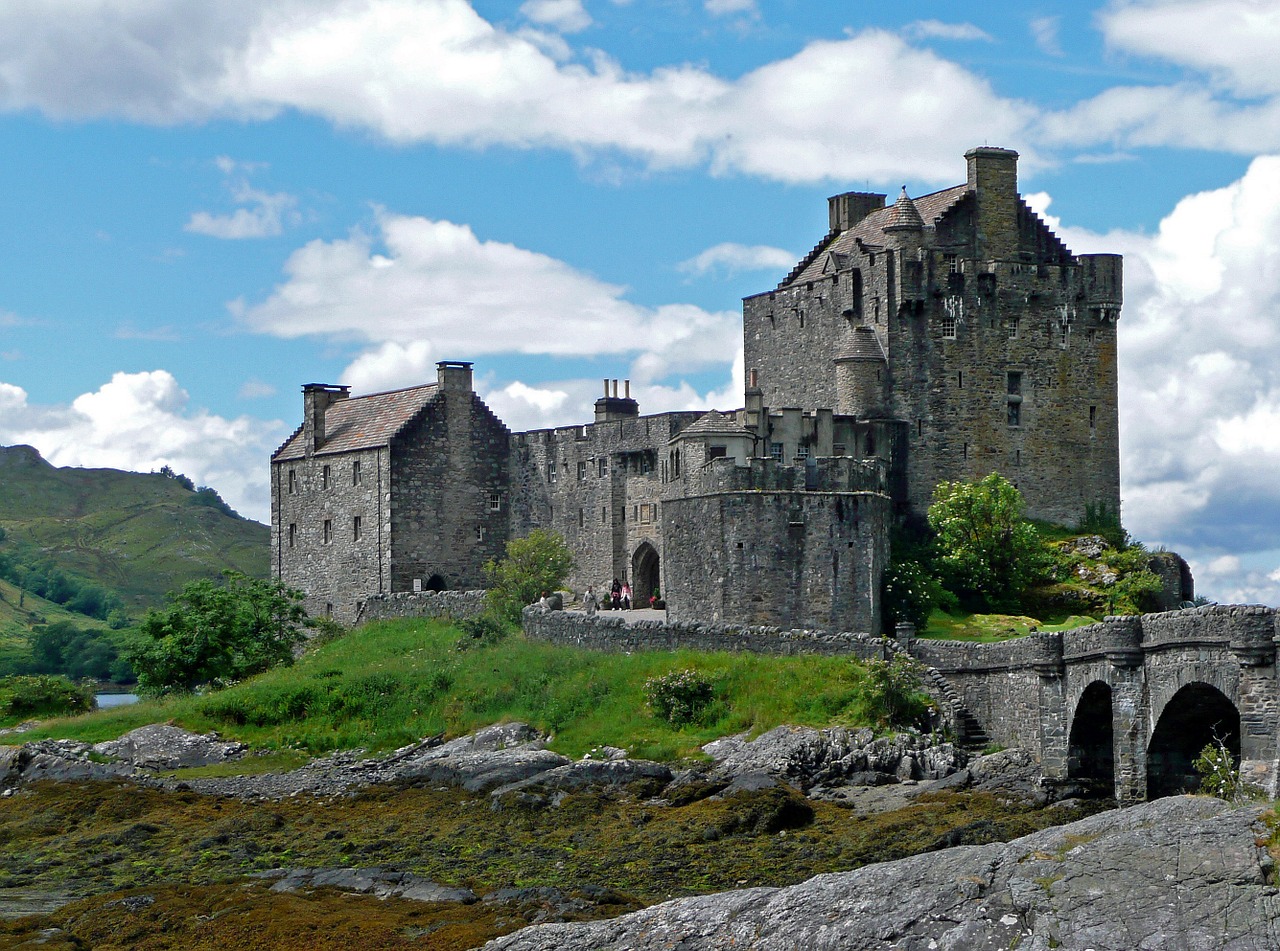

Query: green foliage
left=455, top=610, right=513, bottom=650
left=0, top=544, right=124, bottom=621
left=31, top=620, right=133, bottom=683
left=0, top=674, right=94, bottom=722
left=881, top=558, right=954, bottom=634
left=644, top=668, right=715, bottom=725
left=1194, top=738, right=1262, bottom=801
left=927, top=473, right=1050, bottom=608
left=861, top=654, right=932, bottom=729
left=483, top=529, right=575, bottom=623
left=125, top=571, right=310, bottom=695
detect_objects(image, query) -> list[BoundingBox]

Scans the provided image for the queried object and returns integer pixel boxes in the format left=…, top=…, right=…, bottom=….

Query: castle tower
left=834, top=326, right=888, bottom=418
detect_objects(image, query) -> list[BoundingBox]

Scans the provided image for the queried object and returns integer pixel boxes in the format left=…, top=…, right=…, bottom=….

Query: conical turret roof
left=883, top=186, right=924, bottom=231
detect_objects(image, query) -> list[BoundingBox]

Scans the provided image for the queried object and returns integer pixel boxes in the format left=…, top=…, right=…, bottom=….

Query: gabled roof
left=272, top=383, right=440, bottom=461
left=672, top=409, right=752, bottom=442
left=784, top=183, right=969, bottom=287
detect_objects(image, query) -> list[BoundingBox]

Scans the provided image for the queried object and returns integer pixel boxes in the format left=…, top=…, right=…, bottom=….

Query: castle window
left=288, top=469, right=296, bottom=494
left=945, top=253, right=958, bottom=274
left=865, top=433, right=876, bottom=456
left=1059, top=311, right=1072, bottom=347
left=578, top=460, right=587, bottom=480
left=770, top=442, right=784, bottom=462
left=708, top=445, right=727, bottom=460
left=673, top=449, right=680, bottom=477
left=1016, top=449, right=1021, bottom=466
left=602, top=507, right=607, bottom=524
left=833, top=444, right=846, bottom=456
left=1087, top=328, right=1097, bottom=344
left=579, top=508, right=584, bottom=528
left=963, top=442, right=969, bottom=460
left=352, top=460, right=361, bottom=486
left=1090, top=405, right=1097, bottom=431
left=640, top=454, right=651, bottom=475
left=288, top=523, right=296, bottom=548
left=794, top=445, right=809, bottom=463
left=1008, top=401, right=1021, bottom=426
left=353, top=515, right=362, bottom=541
left=476, top=526, right=485, bottom=542
left=1008, top=315, right=1019, bottom=338
left=322, top=465, right=331, bottom=489
left=323, top=519, right=332, bottom=544
left=957, top=371, right=963, bottom=388
left=640, top=504, right=654, bottom=524
left=489, top=492, right=502, bottom=512
left=1007, top=371, right=1022, bottom=396
left=598, top=457, right=609, bottom=477
left=548, top=461, right=557, bottom=483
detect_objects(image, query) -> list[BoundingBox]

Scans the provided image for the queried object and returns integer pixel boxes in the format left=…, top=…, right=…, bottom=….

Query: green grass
left=20, top=618, right=910, bottom=761
left=921, top=610, right=1099, bottom=642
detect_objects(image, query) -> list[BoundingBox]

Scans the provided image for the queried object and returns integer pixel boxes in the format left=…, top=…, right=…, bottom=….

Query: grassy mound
left=17, top=618, right=924, bottom=759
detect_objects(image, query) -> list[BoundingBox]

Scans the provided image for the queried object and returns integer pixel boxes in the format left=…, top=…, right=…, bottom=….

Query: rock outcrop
left=485, top=796, right=1280, bottom=950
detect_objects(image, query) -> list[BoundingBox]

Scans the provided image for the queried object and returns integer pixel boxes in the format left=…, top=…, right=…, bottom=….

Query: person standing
left=621, top=582, right=632, bottom=610
left=584, top=586, right=598, bottom=616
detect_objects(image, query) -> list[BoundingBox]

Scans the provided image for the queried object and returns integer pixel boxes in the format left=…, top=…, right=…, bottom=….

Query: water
left=95, top=692, right=139, bottom=709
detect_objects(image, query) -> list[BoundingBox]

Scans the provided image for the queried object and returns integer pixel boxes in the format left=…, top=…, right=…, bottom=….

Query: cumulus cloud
left=1044, top=156, right=1280, bottom=602
left=237, top=210, right=740, bottom=393
left=0, top=371, right=285, bottom=522
left=678, top=242, right=796, bottom=278
left=705, top=0, right=758, bottom=18
left=0, top=1, right=1033, bottom=185
left=902, top=20, right=993, bottom=42
left=1029, top=16, right=1063, bottom=56
left=520, top=0, right=592, bottom=33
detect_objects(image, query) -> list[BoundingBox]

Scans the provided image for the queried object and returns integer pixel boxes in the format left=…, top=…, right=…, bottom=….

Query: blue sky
left=1, top=0, right=1279, bottom=605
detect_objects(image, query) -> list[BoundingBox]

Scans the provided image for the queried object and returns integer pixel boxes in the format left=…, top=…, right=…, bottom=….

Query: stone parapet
left=356, top=591, right=487, bottom=624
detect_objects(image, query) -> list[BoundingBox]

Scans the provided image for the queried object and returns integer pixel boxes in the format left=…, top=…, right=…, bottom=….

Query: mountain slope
left=0, top=445, right=268, bottom=616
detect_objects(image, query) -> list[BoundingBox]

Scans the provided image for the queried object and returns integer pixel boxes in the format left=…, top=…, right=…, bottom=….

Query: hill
left=0, top=444, right=268, bottom=622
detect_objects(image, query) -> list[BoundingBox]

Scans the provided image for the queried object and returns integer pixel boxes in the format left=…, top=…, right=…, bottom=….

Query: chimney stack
left=301, top=383, right=350, bottom=455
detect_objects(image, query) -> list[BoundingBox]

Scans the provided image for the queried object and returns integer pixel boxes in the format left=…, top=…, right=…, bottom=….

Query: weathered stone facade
left=272, top=146, right=1121, bottom=636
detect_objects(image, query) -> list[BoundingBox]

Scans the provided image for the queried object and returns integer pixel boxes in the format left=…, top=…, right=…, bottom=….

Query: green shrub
left=644, top=669, right=715, bottom=726
left=483, top=530, right=574, bottom=624
left=882, top=558, right=953, bottom=634
left=1194, top=739, right=1261, bottom=801
left=455, top=611, right=512, bottom=650
left=861, top=655, right=932, bottom=730
left=0, top=674, right=94, bottom=721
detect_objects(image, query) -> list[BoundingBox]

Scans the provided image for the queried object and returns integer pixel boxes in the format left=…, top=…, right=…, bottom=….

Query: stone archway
left=632, top=542, right=660, bottom=606
left=1067, top=681, right=1114, bottom=791
left=1146, top=682, right=1240, bottom=799
left=425, top=574, right=447, bottom=592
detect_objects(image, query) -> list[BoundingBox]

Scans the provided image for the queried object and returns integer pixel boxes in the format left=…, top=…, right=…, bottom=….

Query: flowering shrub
left=882, top=558, right=952, bottom=634
left=643, top=668, right=714, bottom=725
left=862, top=655, right=932, bottom=730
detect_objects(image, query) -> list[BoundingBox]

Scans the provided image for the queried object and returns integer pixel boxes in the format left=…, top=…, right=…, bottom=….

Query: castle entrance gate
left=632, top=543, right=660, bottom=606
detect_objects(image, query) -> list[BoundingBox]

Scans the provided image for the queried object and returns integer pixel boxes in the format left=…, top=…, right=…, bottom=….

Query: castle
left=271, top=147, right=1122, bottom=632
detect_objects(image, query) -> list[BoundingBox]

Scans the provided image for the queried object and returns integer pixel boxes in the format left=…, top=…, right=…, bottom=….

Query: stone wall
left=522, top=607, right=890, bottom=659
left=356, top=590, right=487, bottom=624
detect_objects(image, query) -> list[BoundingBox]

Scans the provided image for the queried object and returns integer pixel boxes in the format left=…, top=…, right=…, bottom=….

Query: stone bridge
left=909, top=604, right=1279, bottom=803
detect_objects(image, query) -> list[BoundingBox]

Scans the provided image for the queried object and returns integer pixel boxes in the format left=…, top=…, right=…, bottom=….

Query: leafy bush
left=881, top=558, right=953, bottom=634
left=928, top=473, right=1051, bottom=609
left=484, top=530, right=575, bottom=624
left=1194, top=738, right=1261, bottom=801
left=31, top=621, right=133, bottom=683
left=455, top=611, right=513, bottom=650
left=125, top=571, right=311, bottom=695
left=861, top=655, right=932, bottom=730
left=0, top=674, right=94, bottom=721
left=644, top=668, right=715, bottom=725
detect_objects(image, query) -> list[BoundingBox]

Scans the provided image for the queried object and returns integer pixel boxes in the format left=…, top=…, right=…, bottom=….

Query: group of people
left=583, top=578, right=631, bottom=615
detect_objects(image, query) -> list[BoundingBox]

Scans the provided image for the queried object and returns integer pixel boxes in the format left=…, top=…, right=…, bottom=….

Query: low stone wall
left=356, top=591, right=487, bottom=624
left=522, top=608, right=890, bottom=659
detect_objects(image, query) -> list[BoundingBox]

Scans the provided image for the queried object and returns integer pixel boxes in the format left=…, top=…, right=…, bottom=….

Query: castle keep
left=272, top=147, right=1121, bottom=632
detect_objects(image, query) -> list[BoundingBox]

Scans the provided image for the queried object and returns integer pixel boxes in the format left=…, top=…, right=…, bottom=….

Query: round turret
left=834, top=326, right=887, bottom=417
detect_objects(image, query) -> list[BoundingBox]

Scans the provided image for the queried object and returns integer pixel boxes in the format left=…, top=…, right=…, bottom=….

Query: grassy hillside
left=0, top=444, right=268, bottom=620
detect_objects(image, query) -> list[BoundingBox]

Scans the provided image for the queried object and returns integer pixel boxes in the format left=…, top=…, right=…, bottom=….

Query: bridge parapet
left=1062, top=616, right=1142, bottom=668
left=911, top=631, right=1063, bottom=675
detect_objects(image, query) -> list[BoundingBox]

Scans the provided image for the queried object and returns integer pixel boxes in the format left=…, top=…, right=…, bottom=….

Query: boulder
left=93, top=725, right=248, bottom=770
left=484, top=796, right=1280, bottom=950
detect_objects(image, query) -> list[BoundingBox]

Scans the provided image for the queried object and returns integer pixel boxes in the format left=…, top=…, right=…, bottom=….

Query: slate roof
left=785, top=183, right=969, bottom=288
left=836, top=326, right=888, bottom=362
left=673, top=410, right=753, bottom=441
left=272, top=383, right=440, bottom=461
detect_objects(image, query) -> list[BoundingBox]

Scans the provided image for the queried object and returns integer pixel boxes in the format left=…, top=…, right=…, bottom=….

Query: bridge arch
left=1146, top=682, right=1240, bottom=799
left=1067, top=680, right=1114, bottom=790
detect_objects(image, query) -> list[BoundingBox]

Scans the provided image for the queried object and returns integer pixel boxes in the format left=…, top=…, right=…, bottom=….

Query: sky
left=0, top=0, right=1279, bottom=605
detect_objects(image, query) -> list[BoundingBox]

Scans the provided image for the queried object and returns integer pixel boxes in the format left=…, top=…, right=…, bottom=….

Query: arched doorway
left=632, top=542, right=660, bottom=606
left=1146, top=682, right=1240, bottom=799
left=425, top=574, right=447, bottom=592
left=1067, top=681, right=1114, bottom=791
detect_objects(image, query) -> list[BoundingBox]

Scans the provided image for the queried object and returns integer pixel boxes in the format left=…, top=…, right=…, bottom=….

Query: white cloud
left=186, top=160, right=298, bottom=240
left=0, top=1, right=1033, bottom=185
left=238, top=210, right=740, bottom=393
left=520, top=0, right=592, bottom=33
left=705, top=0, right=758, bottom=17
left=678, top=242, right=796, bottom=278
left=1029, top=16, right=1062, bottom=57
left=0, top=371, right=285, bottom=522
left=902, top=20, right=993, bottom=43
left=1100, top=0, right=1280, bottom=97
left=1047, top=155, right=1280, bottom=604
left=238, top=379, right=276, bottom=399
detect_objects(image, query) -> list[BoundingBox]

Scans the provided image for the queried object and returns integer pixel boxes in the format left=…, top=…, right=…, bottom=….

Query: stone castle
left=271, top=147, right=1122, bottom=632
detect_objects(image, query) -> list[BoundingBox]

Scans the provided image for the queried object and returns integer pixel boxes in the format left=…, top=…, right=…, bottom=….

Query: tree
left=927, top=473, right=1048, bottom=607
left=484, top=529, right=575, bottom=624
left=125, top=571, right=310, bottom=695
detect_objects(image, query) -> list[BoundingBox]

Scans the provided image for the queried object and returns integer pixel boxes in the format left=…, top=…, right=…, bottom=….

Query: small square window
left=941, top=315, right=956, bottom=338
left=769, top=442, right=784, bottom=462
left=598, top=457, right=609, bottom=477
left=794, top=445, right=809, bottom=463
left=708, top=445, right=727, bottom=460
left=489, top=492, right=502, bottom=512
